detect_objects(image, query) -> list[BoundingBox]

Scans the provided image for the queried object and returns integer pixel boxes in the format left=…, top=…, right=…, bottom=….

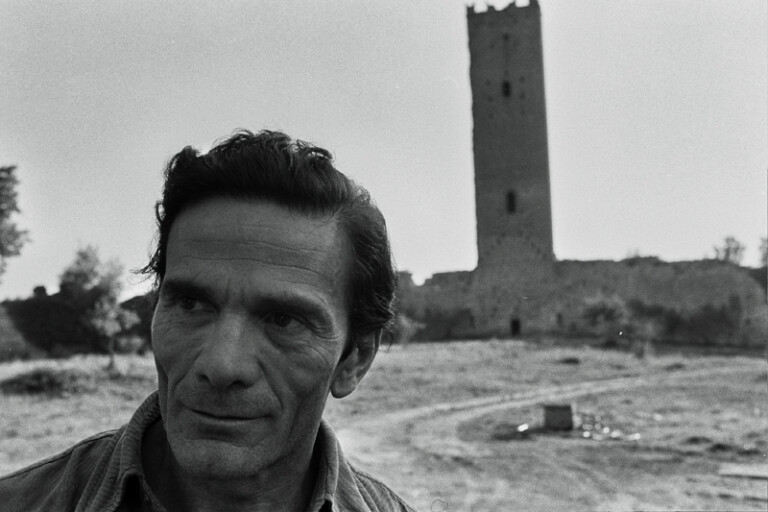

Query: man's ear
left=330, top=330, right=381, bottom=399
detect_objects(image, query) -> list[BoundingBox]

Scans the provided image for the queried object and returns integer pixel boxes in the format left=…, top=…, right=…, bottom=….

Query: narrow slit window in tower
left=506, top=190, right=516, bottom=213
left=511, top=318, right=521, bottom=336
left=502, top=81, right=511, bottom=97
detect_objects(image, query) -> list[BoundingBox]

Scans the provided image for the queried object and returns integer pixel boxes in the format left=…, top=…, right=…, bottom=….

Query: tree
left=713, top=236, right=745, bottom=265
left=0, top=166, right=29, bottom=281
left=581, top=294, right=629, bottom=345
left=59, top=246, right=139, bottom=369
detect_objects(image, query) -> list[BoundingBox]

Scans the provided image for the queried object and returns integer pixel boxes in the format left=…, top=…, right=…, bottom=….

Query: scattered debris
left=430, top=499, right=449, bottom=512
left=575, top=412, right=641, bottom=442
left=664, top=362, right=686, bottom=371
left=684, top=435, right=712, bottom=445
left=682, top=436, right=763, bottom=458
left=736, top=446, right=762, bottom=457
left=492, top=422, right=532, bottom=441
left=705, top=441, right=765, bottom=457
left=719, top=463, right=768, bottom=480
left=493, top=410, right=643, bottom=443
left=449, top=454, right=477, bottom=468
left=708, top=442, right=734, bottom=453
left=558, top=357, right=580, bottom=365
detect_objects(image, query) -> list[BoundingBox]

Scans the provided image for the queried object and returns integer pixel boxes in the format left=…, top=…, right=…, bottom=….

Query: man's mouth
left=190, top=408, right=259, bottom=421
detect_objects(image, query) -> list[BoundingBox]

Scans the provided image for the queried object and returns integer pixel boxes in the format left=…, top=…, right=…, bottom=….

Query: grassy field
left=1, top=340, right=766, bottom=510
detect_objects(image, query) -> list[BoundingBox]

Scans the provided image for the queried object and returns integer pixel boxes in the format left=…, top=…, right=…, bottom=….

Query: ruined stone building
left=397, top=0, right=768, bottom=346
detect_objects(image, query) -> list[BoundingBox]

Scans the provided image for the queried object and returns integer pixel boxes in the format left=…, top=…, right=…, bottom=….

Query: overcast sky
left=0, top=0, right=766, bottom=300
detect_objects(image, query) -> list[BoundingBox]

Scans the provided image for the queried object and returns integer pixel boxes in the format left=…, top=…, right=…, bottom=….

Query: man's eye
left=177, top=295, right=203, bottom=311
left=264, top=312, right=296, bottom=328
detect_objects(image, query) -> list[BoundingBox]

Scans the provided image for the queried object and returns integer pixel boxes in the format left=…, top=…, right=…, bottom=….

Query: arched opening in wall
left=510, top=318, right=521, bottom=337
left=506, top=190, right=516, bottom=213
left=502, top=81, right=511, bottom=97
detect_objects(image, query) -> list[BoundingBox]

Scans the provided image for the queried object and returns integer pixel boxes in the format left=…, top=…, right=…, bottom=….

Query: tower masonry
left=468, top=0, right=554, bottom=273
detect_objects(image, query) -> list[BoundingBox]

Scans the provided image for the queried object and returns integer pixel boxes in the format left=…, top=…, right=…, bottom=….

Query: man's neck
left=142, top=421, right=320, bottom=512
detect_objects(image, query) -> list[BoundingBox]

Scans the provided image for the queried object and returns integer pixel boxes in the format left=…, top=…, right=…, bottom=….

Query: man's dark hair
left=141, top=129, right=397, bottom=351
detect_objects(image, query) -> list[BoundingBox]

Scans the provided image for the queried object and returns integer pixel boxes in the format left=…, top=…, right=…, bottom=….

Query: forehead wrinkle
left=182, top=257, right=337, bottom=291
left=189, top=214, right=337, bottom=245
left=179, top=237, right=330, bottom=257
left=173, top=251, right=338, bottom=283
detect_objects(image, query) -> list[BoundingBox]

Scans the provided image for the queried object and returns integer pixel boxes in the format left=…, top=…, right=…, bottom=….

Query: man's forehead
left=166, top=198, right=350, bottom=283
left=172, top=198, right=340, bottom=245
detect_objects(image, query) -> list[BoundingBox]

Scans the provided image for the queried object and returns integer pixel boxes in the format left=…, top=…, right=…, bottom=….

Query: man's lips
left=176, top=394, right=275, bottom=422
left=189, top=408, right=264, bottom=421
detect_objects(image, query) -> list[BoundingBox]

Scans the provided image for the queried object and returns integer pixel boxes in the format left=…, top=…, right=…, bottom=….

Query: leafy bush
left=0, top=368, right=95, bottom=396
left=580, top=294, right=630, bottom=345
left=627, top=297, right=742, bottom=345
left=579, top=291, right=745, bottom=347
left=3, top=295, right=92, bottom=355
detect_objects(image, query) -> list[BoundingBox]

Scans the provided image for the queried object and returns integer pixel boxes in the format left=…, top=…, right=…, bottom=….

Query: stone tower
left=467, top=0, right=556, bottom=335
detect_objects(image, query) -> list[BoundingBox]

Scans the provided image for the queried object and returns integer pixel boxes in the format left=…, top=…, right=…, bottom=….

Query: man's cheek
left=152, top=342, right=176, bottom=382
left=152, top=324, right=190, bottom=395
left=152, top=316, right=189, bottom=361
left=283, top=360, right=337, bottom=399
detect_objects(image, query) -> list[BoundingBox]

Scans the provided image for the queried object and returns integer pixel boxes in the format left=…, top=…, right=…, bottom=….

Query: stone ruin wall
left=553, top=259, right=768, bottom=346
left=397, top=260, right=768, bottom=346
left=398, top=271, right=475, bottom=319
left=471, top=264, right=558, bottom=336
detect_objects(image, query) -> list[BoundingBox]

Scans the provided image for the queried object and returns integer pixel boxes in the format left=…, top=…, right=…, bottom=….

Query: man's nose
left=195, top=312, right=261, bottom=390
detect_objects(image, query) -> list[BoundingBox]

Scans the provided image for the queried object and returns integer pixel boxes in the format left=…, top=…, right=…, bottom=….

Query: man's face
left=151, top=197, right=365, bottom=479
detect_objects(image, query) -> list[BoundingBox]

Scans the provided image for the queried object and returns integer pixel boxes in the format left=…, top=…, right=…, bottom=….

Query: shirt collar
left=313, top=420, right=377, bottom=512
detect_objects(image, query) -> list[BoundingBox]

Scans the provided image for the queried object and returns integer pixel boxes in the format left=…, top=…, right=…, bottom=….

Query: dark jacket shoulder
left=0, top=429, right=121, bottom=511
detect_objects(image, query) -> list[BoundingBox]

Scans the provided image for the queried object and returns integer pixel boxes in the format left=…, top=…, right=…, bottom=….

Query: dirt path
left=335, top=366, right=761, bottom=511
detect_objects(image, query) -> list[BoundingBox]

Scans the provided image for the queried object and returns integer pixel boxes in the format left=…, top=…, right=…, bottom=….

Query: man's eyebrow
left=159, top=278, right=213, bottom=300
left=260, top=295, right=336, bottom=327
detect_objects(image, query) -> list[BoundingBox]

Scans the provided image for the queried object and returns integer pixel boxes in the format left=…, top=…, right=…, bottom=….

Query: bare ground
left=1, top=341, right=766, bottom=511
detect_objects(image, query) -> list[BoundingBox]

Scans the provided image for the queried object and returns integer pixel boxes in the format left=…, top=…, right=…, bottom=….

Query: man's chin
left=169, top=436, right=272, bottom=480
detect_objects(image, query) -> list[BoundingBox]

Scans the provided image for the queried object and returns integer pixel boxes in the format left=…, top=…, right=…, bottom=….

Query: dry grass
left=0, top=355, right=156, bottom=474
left=324, top=339, right=746, bottom=419
left=1, top=340, right=765, bottom=510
